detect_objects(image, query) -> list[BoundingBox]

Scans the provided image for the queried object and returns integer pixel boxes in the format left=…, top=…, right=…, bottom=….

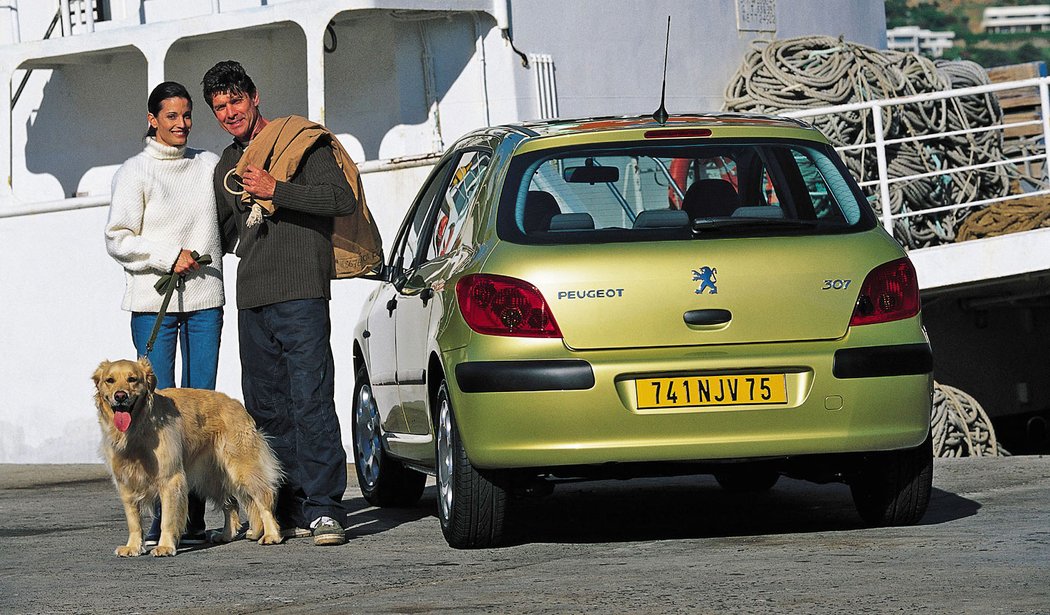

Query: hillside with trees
left=886, top=0, right=1050, bottom=67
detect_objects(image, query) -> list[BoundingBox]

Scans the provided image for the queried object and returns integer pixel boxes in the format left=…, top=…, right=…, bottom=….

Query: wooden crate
left=987, top=62, right=1047, bottom=140
left=986, top=62, right=1047, bottom=83
left=987, top=62, right=1047, bottom=181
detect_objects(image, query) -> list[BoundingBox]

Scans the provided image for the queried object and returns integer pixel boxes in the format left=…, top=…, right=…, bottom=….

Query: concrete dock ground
left=1, top=457, right=1047, bottom=614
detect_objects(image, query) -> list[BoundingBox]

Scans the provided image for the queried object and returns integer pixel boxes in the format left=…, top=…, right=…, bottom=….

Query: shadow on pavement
left=497, top=477, right=980, bottom=545
left=921, top=487, right=981, bottom=524
left=345, top=492, right=435, bottom=537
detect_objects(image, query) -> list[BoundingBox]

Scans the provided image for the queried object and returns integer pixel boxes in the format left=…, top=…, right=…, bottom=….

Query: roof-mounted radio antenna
left=653, top=16, right=671, bottom=125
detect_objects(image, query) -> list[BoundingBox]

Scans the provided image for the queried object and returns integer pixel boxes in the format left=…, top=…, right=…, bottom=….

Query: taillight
left=850, top=258, right=920, bottom=326
left=456, top=274, right=561, bottom=338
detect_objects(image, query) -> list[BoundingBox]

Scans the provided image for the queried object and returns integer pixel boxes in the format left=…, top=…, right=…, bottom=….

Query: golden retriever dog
left=93, top=357, right=283, bottom=557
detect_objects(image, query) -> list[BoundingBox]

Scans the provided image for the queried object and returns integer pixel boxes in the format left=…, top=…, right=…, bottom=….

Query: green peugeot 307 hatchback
left=352, top=114, right=933, bottom=548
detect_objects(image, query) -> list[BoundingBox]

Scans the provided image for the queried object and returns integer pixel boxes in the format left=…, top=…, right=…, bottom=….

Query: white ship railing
left=782, top=76, right=1050, bottom=244
left=0, top=155, right=441, bottom=219
left=58, top=0, right=95, bottom=35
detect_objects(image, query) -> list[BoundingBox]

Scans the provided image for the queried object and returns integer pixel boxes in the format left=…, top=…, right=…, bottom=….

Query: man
left=203, top=60, right=352, bottom=546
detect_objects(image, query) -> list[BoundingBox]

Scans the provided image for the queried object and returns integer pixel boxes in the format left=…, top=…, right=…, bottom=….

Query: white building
left=981, top=5, right=1050, bottom=33
left=0, top=0, right=889, bottom=463
left=886, top=25, right=956, bottom=58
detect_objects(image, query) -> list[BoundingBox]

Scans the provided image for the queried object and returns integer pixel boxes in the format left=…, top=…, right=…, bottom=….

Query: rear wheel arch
left=352, top=340, right=366, bottom=378
left=427, top=351, right=447, bottom=434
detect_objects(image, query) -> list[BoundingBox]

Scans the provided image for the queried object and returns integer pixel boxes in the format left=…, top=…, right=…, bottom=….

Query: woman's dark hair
left=202, top=60, right=257, bottom=105
left=146, top=81, right=192, bottom=138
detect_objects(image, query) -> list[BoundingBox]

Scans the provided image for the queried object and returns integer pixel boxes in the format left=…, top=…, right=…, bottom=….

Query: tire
left=713, top=467, right=780, bottom=492
left=351, top=366, right=426, bottom=507
left=849, top=433, right=933, bottom=527
left=435, top=379, right=508, bottom=549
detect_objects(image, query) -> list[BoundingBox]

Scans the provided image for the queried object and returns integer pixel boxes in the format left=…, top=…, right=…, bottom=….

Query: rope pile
left=957, top=193, right=1050, bottom=240
left=932, top=381, right=1007, bottom=457
left=723, top=36, right=1012, bottom=248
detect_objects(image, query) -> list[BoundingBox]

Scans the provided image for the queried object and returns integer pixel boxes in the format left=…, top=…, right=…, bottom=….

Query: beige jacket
left=235, top=115, right=382, bottom=279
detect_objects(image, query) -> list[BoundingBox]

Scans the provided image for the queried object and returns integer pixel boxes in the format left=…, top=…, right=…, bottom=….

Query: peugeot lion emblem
left=692, top=266, right=718, bottom=294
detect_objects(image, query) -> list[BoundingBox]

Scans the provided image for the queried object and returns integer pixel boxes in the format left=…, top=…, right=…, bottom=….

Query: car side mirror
left=359, top=264, right=392, bottom=282
left=356, top=249, right=393, bottom=282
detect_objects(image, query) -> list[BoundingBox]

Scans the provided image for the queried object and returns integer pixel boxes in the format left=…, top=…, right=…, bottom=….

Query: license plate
left=635, top=374, right=788, bottom=409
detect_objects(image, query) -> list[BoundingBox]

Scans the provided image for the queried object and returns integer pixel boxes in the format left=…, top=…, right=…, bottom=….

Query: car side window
left=394, top=160, right=453, bottom=271
left=425, top=150, right=491, bottom=262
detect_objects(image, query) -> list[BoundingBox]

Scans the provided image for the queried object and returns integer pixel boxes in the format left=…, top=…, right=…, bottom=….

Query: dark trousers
left=239, top=298, right=347, bottom=528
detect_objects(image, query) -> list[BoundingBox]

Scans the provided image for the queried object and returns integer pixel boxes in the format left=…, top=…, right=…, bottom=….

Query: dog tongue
left=114, top=411, right=132, bottom=433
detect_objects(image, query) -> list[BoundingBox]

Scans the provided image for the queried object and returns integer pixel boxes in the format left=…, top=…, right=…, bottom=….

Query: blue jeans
left=130, top=308, right=223, bottom=390
left=239, top=298, right=347, bottom=528
left=130, top=307, right=222, bottom=536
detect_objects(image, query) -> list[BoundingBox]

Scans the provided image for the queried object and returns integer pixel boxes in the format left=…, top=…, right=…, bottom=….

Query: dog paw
left=245, top=528, right=261, bottom=541
left=259, top=533, right=283, bottom=545
left=115, top=545, right=145, bottom=557
left=151, top=545, right=177, bottom=557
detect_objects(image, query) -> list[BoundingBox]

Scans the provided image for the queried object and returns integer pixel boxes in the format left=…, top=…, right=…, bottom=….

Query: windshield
left=497, top=140, right=875, bottom=243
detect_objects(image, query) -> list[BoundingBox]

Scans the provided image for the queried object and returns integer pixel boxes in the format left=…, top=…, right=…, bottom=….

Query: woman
left=104, top=81, right=223, bottom=546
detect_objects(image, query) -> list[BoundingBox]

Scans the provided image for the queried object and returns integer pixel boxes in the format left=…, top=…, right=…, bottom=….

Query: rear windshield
left=497, top=139, right=875, bottom=244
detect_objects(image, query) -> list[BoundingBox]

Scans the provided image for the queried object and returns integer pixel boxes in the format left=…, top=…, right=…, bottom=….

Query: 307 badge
left=635, top=373, right=788, bottom=410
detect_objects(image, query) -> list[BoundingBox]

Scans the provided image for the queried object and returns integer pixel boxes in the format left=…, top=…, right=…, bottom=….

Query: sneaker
left=280, top=526, right=312, bottom=539
left=144, top=517, right=161, bottom=547
left=310, top=516, right=346, bottom=546
left=180, top=528, right=208, bottom=545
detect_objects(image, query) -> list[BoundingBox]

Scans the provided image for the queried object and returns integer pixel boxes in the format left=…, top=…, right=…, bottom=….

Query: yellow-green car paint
left=352, top=114, right=933, bottom=548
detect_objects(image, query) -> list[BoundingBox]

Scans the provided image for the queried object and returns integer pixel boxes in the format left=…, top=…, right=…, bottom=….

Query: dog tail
left=256, top=433, right=284, bottom=491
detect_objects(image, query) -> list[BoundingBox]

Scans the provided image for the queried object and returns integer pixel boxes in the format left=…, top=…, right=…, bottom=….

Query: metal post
left=59, top=0, right=71, bottom=35
left=870, top=103, right=894, bottom=236
left=3, top=0, right=21, bottom=44
left=472, top=13, right=491, bottom=127
left=306, top=18, right=325, bottom=125
left=83, top=0, right=94, bottom=33
left=1040, top=81, right=1050, bottom=187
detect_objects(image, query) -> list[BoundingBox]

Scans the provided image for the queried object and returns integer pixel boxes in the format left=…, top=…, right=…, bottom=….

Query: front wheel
left=351, top=366, right=426, bottom=507
left=435, top=380, right=508, bottom=549
left=849, top=434, right=933, bottom=526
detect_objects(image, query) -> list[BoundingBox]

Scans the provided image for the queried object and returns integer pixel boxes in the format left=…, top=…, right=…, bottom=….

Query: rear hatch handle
left=683, top=308, right=732, bottom=327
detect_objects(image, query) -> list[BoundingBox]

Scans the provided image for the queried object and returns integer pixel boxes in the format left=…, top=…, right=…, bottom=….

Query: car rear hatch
left=488, top=231, right=900, bottom=350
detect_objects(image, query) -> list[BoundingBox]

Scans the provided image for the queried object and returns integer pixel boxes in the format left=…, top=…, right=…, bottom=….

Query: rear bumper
left=833, top=343, right=932, bottom=378
left=456, top=342, right=933, bottom=390
left=455, top=360, right=594, bottom=392
left=445, top=332, right=932, bottom=469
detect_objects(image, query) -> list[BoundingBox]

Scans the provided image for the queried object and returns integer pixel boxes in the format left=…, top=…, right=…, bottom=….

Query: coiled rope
left=723, top=36, right=1015, bottom=249
left=957, top=193, right=1050, bottom=240
left=932, top=381, right=1007, bottom=457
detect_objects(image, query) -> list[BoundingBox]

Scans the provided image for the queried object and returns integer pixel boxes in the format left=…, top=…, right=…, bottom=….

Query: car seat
left=681, top=179, right=740, bottom=219
left=523, top=190, right=561, bottom=233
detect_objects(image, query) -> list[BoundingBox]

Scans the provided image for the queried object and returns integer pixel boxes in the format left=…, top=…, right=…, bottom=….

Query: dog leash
left=145, top=251, right=213, bottom=353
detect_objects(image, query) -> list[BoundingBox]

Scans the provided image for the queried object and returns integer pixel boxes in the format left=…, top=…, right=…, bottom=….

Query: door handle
left=386, top=297, right=398, bottom=316
left=683, top=308, right=731, bottom=326
left=420, top=288, right=434, bottom=306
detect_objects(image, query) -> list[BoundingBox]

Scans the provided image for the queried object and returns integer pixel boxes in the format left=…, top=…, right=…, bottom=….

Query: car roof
left=505, top=113, right=814, bottom=137
left=473, top=113, right=829, bottom=152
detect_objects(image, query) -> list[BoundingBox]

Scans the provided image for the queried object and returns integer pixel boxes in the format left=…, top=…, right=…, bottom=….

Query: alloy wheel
left=354, top=381, right=382, bottom=490
left=436, top=394, right=453, bottom=524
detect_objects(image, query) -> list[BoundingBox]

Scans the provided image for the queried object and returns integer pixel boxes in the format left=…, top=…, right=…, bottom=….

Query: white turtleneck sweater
left=105, top=138, right=224, bottom=313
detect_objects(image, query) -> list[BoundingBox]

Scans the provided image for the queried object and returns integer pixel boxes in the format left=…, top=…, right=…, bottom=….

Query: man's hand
left=241, top=164, right=277, bottom=200
left=173, top=249, right=200, bottom=275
